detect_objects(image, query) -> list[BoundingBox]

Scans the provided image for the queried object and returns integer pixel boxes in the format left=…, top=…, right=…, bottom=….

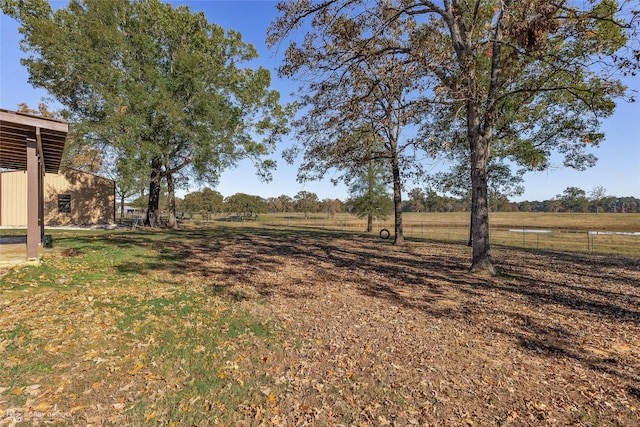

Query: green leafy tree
left=199, top=188, right=225, bottom=216
left=129, top=193, right=151, bottom=211
left=269, top=0, right=637, bottom=273
left=102, top=150, right=147, bottom=219
left=516, top=201, right=534, bottom=213
left=349, top=194, right=394, bottom=231
left=4, top=0, right=289, bottom=229
left=348, top=159, right=393, bottom=232
left=425, top=190, right=450, bottom=212
left=280, top=195, right=295, bottom=213
left=407, top=188, right=427, bottom=213
left=182, top=188, right=224, bottom=219
left=617, top=197, right=639, bottom=213
left=559, top=187, right=589, bottom=212
left=181, top=193, right=199, bottom=217
left=224, top=193, right=267, bottom=221
left=491, top=194, right=514, bottom=212
left=294, top=191, right=320, bottom=219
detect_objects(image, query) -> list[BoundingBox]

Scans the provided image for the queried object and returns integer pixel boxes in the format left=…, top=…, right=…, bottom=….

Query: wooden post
left=26, top=137, right=39, bottom=259
left=36, top=127, right=45, bottom=243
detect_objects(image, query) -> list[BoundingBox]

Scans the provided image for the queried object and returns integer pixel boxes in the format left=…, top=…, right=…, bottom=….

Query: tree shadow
left=51, top=225, right=640, bottom=394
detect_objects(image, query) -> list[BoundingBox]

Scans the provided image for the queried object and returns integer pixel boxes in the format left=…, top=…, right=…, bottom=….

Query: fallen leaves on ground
left=1, top=227, right=638, bottom=426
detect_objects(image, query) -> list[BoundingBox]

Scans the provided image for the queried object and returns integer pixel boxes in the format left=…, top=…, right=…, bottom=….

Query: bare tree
left=270, top=0, right=637, bottom=273
left=270, top=5, right=433, bottom=245
left=589, top=185, right=608, bottom=213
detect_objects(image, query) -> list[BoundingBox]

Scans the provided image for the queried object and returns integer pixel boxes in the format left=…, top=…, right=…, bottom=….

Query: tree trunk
left=467, top=211, right=472, bottom=247
left=146, top=157, right=161, bottom=227
left=391, top=150, right=404, bottom=245
left=165, top=168, right=178, bottom=229
left=367, top=214, right=373, bottom=232
left=120, top=194, right=125, bottom=219
left=469, top=132, right=495, bottom=275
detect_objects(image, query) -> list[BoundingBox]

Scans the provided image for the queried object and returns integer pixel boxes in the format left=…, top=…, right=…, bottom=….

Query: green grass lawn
left=0, top=229, right=282, bottom=425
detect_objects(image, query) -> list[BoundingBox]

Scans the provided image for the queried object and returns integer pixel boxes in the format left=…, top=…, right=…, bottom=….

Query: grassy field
left=1, top=226, right=639, bottom=426
left=254, top=211, right=640, bottom=231
left=0, top=229, right=279, bottom=425
left=195, top=212, right=640, bottom=257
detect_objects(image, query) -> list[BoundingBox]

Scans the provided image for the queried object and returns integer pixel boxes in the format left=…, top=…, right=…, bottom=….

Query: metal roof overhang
left=0, top=108, right=69, bottom=261
left=0, top=108, right=69, bottom=173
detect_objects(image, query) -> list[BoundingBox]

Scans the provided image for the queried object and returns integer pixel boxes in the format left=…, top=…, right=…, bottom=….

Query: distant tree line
left=404, top=186, right=640, bottom=213
left=126, top=188, right=344, bottom=220
left=125, top=185, right=638, bottom=220
left=378, top=190, right=640, bottom=214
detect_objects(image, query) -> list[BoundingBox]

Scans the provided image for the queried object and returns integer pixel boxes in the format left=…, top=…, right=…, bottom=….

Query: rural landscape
left=1, top=0, right=639, bottom=426
left=1, top=213, right=639, bottom=426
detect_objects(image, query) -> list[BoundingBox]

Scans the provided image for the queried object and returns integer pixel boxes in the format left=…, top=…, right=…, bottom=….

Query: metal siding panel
left=0, top=171, right=27, bottom=226
left=44, top=172, right=71, bottom=225
left=1, top=170, right=115, bottom=226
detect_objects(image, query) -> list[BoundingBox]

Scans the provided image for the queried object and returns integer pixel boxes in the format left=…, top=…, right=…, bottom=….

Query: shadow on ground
left=58, top=226, right=640, bottom=393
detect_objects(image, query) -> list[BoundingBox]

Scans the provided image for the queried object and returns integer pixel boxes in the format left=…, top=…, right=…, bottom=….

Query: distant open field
left=213, top=212, right=640, bottom=257
left=3, top=212, right=637, bottom=256
left=255, top=211, right=640, bottom=231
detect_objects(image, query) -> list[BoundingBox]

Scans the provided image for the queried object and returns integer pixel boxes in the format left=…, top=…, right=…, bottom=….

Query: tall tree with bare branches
left=270, top=5, right=433, bottom=245
left=269, top=0, right=637, bottom=273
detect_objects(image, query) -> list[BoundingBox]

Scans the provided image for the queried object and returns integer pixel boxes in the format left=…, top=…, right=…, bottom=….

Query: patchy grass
left=0, top=229, right=281, bottom=425
left=1, top=226, right=639, bottom=426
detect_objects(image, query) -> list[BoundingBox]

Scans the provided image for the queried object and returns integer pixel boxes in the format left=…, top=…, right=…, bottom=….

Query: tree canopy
left=224, top=193, right=267, bottom=220
left=182, top=188, right=224, bottom=218
left=269, top=0, right=638, bottom=273
left=267, top=195, right=295, bottom=213
left=3, top=0, right=290, bottom=227
left=294, top=191, right=320, bottom=219
left=270, top=6, right=434, bottom=245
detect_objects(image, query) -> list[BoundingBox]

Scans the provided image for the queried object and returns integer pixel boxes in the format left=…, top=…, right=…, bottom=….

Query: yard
left=1, top=226, right=639, bottom=426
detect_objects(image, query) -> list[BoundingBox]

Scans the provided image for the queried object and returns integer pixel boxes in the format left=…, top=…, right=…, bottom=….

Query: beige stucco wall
left=0, top=171, right=28, bottom=226
left=0, top=169, right=115, bottom=226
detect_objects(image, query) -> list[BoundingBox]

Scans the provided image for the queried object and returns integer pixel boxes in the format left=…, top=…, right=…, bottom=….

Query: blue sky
left=1, top=0, right=639, bottom=202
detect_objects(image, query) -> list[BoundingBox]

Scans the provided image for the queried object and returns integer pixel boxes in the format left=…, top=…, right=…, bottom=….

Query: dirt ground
left=2, top=228, right=638, bottom=426
left=191, top=230, right=640, bottom=426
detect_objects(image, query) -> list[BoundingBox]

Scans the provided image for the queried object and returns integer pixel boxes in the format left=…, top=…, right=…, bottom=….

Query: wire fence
left=258, top=219, right=640, bottom=257
left=115, top=212, right=639, bottom=258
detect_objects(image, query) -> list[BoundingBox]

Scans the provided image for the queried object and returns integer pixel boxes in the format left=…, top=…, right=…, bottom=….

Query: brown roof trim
left=0, top=108, right=69, bottom=173
left=0, top=109, right=69, bottom=132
